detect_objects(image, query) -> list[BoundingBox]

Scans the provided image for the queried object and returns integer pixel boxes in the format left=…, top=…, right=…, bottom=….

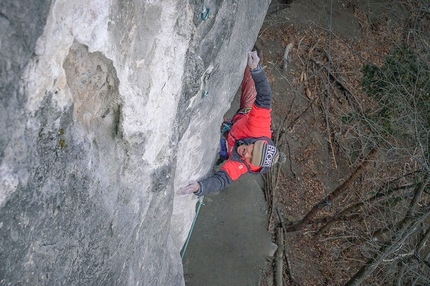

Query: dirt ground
left=257, top=1, right=428, bottom=285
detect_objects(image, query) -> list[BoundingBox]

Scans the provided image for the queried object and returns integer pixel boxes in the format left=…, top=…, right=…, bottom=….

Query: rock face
left=0, top=0, right=269, bottom=285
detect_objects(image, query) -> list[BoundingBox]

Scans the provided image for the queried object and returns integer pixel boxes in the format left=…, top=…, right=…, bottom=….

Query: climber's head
left=251, top=140, right=279, bottom=167
left=237, top=140, right=279, bottom=167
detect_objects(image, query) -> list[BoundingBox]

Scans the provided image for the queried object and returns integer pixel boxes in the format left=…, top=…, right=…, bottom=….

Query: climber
left=179, top=50, right=281, bottom=196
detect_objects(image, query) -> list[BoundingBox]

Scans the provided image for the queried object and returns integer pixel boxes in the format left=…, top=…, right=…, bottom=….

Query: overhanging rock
left=0, top=0, right=269, bottom=284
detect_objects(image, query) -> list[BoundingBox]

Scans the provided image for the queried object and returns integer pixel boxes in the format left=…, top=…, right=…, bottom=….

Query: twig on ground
left=275, top=227, right=284, bottom=286
left=276, top=207, right=299, bottom=285
left=267, top=163, right=283, bottom=232
left=324, top=116, right=338, bottom=170
left=283, top=43, right=293, bottom=70
left=287, top=97, right=317, bottom=130
left=311, top=58, right=362, bottom=112
left=285, top=137, right=296, bottom=178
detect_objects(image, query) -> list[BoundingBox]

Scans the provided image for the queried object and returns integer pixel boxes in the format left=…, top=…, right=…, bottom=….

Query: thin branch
left=315, top=183, right=416, bottom=236
left=287, top=147, right=378, bottom=232
left=416, top=226, right=430, bottom=259
left=405, top=173, right=430, bottom=218
left=344, top=205, right=430, bottom=286
left=275, top=207, right=299, bottom=285
left=287, top=97, right=317, bottom=130
left=311, top=58, right=361, bottom=111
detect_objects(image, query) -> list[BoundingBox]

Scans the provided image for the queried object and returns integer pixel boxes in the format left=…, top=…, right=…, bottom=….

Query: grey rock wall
left=0, top=0, right=269, bottom=285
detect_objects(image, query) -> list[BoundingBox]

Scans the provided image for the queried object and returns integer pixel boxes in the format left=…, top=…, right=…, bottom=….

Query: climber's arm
left=194, top=170, right=232, bottom=196
left=251, top=66, right=272, bottom=109
left=193, top=159, right=248, bottom=196
left=241, top=56, right=273, bottom=137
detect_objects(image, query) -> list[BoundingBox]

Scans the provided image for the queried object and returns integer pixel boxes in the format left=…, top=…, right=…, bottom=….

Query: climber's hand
left=248, top=51, right=260, bottom=70
left=178, top=181, right=200, bottom=195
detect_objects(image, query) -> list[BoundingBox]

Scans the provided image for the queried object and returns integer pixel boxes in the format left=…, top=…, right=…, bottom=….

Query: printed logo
left=263, top=145, right=276, bottom=167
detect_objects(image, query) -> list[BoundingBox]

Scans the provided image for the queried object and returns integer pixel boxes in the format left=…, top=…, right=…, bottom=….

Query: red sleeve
left=220, top=160, right=249, bottom=181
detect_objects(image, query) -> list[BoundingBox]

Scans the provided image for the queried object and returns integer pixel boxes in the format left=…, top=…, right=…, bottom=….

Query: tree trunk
left=344, top=206, right=430, bottom=286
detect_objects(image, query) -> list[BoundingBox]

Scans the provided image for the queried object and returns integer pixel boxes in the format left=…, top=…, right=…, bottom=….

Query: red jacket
left=222, top=104, right=273, bottom=180
left=196, top=66, right=274, bottom=196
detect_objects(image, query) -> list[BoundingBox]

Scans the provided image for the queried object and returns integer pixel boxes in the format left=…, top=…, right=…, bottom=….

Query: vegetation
left=362, top=47, right=429, bottom=168
left=260, top=1, right=430, bottom=285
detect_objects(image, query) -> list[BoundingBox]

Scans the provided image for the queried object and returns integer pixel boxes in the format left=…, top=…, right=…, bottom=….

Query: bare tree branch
left=287, top=148, right=378, bottom=232
left=344, top=184, right=430, bottom=286
left=315, top=183, right=416, bottom=236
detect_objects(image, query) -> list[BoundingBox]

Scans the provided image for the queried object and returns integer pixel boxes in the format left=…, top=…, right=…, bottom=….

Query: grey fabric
left=196, top=170, right=232, bottom=196
left=252, top=67, right=272, bottom=109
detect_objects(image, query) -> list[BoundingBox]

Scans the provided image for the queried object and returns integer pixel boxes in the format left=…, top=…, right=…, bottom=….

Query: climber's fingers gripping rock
left=247, top=51, right=260, bottom=70
left=178, top=181, right=200, bottom=195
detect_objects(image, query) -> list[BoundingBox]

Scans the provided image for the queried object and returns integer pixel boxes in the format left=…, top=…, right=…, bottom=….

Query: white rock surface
left=0, top=0, right=269, bottom=284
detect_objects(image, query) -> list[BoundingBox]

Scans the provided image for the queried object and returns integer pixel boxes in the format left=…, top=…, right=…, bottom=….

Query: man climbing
left=179, top=50, right=281, bottom=196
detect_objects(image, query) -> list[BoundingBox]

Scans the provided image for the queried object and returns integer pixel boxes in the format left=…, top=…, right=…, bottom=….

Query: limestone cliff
left=0, top=0, right=268, bottom=284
